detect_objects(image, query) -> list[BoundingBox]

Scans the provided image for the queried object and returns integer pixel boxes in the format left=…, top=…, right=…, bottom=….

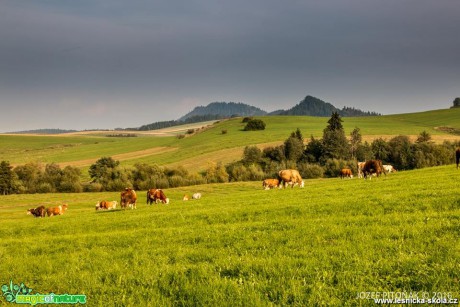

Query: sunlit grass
left=1, top=165, right=459, bottom=305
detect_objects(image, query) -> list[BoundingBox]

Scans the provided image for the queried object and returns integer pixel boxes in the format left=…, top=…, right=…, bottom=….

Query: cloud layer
left=1, top=0, right=459, bottom=131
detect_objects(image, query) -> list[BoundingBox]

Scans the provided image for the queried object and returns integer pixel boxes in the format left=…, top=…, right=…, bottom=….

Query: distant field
left=1, top=165, right=459, bottom=305
left=1, top=108, right=460, bottom=174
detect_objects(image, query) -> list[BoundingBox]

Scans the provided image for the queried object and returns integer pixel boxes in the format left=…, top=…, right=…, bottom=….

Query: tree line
left=225, top=112, right=458, bottom=181
left=1, top=112, right=458, bottom=195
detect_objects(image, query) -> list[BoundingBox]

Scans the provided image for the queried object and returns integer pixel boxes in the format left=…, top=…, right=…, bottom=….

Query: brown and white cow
left=456, top=148, right=460, bottom=169
left=340, top=168, right=353, bottom=179
left=278, top=169, right=304, bottom=188
left=46, top=204, right=68, bottom=217
left=362, top=160, right=385, bottom=179
left=27, top=206, right=46, bottom=218
left=121, top=188, right=137, bottom=209
left=95, top=200, right=117, bottom=210
left=147, top=188, right=169, bottom=204
left=262, top=178, right=280, bottom=190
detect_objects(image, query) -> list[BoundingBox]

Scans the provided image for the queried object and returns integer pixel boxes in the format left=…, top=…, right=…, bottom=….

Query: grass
left=1, top=165, right=459, bottom=305
left=2, top=108, right=460, bottom=173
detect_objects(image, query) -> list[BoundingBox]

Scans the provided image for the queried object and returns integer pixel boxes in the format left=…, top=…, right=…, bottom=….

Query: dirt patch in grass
left=361, top=134, right=460, bottom=143
left=58, top=147, right=178, bottom=168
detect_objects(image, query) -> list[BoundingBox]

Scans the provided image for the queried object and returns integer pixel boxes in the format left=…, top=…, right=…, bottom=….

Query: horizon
left=1, top=1, right=459, bottom=132
left=3, top=103, right=456, bottom=134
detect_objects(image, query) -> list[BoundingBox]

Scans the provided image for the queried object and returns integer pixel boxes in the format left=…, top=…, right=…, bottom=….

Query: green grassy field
left=1, top=165, right=459, bottom=306
left=2, top=108, right=460, bottom=174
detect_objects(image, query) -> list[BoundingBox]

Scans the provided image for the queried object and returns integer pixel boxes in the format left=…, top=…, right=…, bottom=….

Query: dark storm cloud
left=0, top=0, right=459, bottom=132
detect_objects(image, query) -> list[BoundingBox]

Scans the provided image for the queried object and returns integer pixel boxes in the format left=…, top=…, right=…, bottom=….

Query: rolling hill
left=1, top=108, right=460, bottom=305
left=272, top=95, right=380, bottom=117
left=1, top=108, right=460, bottom=176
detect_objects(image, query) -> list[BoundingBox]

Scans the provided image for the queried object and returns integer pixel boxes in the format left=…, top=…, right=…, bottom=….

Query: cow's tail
left=456, top=150, right=460, bottom=169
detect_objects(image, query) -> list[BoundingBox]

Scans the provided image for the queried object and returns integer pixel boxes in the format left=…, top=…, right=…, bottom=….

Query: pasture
left=1, top=165, right=459, bottom=305
left=2, top=108, right=460, bottom=175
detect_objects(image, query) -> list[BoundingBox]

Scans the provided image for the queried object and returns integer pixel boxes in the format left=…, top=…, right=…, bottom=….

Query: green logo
left=1, top=281, right=86, bottom=305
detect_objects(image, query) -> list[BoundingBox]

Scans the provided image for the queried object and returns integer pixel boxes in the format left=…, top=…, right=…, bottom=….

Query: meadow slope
left=1, top=165, right=459, bottom=305
left=1, top=108, right=460, bottom=175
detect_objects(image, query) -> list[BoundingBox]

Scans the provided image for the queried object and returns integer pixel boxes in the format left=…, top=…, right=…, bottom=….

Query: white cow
left=383, top=165, right=397, bottom=173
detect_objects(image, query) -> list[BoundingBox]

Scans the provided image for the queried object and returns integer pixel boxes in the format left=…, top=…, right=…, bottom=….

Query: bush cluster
left=1, top=113, right=458, bottom=195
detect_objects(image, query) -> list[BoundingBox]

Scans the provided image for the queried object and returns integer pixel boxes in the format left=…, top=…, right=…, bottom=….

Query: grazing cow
left=383, top=165, right=397, bottom=173
left=192, top=193, right=201, bottom=199
left=183, top=194, right=189, bottom=201
left=95, top=200, right=117, bottom=210
left=147, top=188, right=169, bottom=204
left=340, top=168, right=353, bottom=179
left=121, top=188, right=137, bottom=209
left=278, top=169, right=304, bottom=188
left=456, top=149, right=460, bottom=169
left=357, top=161, right=366, bottom=178
left=362, top=160, right=385, bottom=179
left=27, top=206, right=46, bottom=218
left=262, top=178, right=280, bottom=190
left=46, top=204, right=68, bottom=217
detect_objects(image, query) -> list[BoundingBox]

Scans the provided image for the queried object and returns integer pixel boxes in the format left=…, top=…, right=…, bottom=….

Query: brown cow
left=27, top=206, right=46, bottom=218
left=362, top=160, right=385, bottom=179
left=147, top=188, right=169, bottom=204
left=46, top=204, right=68, bottom=217
left=121, top=188, right=137, bottom=209
left=262, top=178, right=280, bottom=190
left=278, top=169, right=304, bottom=188
left=340, top=168, right=353, bottom=179
left=95, top=200, right=117, bottom=210
left=456, top=148, right=460, bottom=169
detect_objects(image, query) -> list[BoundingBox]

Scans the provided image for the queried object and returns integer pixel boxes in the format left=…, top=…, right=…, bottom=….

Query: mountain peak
left=179, top=102, right=267, bottom=121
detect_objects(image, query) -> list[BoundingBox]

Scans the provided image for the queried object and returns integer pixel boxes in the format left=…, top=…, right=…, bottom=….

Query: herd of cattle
left=25, top=150, right=460, bottom=217
left=263, top=161, right=397, bottom=190
left=26, top=187, right=200, bottom=217
left=27, top=204, right=68, bottom=217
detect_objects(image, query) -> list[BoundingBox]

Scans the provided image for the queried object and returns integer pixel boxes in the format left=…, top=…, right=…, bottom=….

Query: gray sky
left=1, top=0, right=459, bottom=132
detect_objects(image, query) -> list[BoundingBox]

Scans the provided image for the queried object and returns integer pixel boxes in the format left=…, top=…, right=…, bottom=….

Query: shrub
left=83, top=182, right=103, bottom=192
left=297, top=163, right=324, bottom=179
left=186, top=129, right=195, bottom=135
left=206, top=163, right=229, bottom=183
left=177, top=134, right=185, bottom=139
left=242, top=117, right=253, bottom=123
left=59, top=181, right=83, bottom=193
left=154, top=178, right=170, bottom=189
left=185, top=173, right=206, bottom=186
left=242, top=146, right=262, bottom=165
left=243, top=119, right=266, bottom=131
left=169, top=175, right=186, bottom=188
left=36, top=182, right=53, bottom=193
left=221, top=129, right=227, bottom=135
left=246, top=164, right=265, bottom=181
left=227, top=163, right=250, bottom=182
left=323, top=159, right=354, bottom=178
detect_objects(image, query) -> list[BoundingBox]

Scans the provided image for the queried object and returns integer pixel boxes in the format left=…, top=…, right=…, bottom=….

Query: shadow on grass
left=95, top=209, right=124, bottom=214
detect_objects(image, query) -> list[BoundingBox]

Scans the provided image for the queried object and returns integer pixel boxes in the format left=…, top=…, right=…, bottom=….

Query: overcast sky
left=1, top=0, right=459, bottom=132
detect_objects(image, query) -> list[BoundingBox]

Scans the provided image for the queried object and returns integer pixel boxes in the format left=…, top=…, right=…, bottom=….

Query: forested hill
left=179, top=102, right=267, bottom=121
left=272, top=96, right=380, bottom=117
